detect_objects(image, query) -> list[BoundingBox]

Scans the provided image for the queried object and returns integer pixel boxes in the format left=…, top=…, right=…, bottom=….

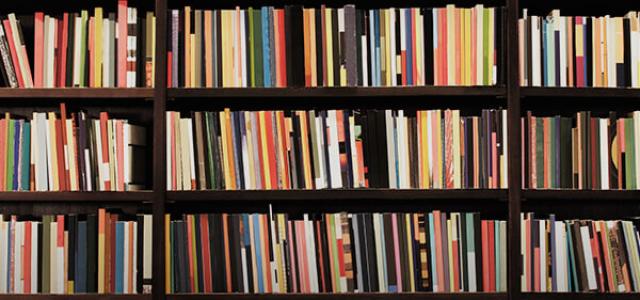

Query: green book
left=625, top=118, right=636, bottom=189
left=21, top=121, right=30, bottom=191
left=549, top=117, right=556, bottom=188
left=254, top=8, right=264, bottom=87
left=535, top=118, right=544, bottom=189
left=248, top=7, right=256, bottom=87
left=6, top=119, right=14, bottom=190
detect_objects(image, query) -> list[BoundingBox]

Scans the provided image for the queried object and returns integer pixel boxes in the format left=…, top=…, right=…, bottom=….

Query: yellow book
left=258, top=111, right=271, bottom=189
left=47, top=112, right=59, bottom=191
left=94, top=8, right=103, bottom=87
left=184, top=7, right=191, bottom=87
left=418, top=111, right=428, bottom=188
left=164, top=214, right=171, bottom=293
left=385, top=9, right=391, bottom=86
left=405, top=214, right=416, bottom=291
left=97, top=209, right=106, bottom=293
left=435, top=110, right=443, bottom=189
left=325, top=8, right=334, bottom=87
left=219, top=111, right=231, bottom=189
left=446, top=5, right=455, bottom=85
left=452, top=110, right=461, bottom=188
left=277, top=214, right=288, bottom=291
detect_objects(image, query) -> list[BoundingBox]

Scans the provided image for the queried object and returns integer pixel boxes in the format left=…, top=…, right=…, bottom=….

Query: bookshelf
left=0, top=0, right=639, bottom=299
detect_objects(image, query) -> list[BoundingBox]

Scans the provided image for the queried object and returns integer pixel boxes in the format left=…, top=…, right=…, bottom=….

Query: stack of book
left=0, top=104, right=147, bottom=192
left=519, top=9, right=640, bottom=88
left=0, top=209, right=153, bottom=294
left=166, top=108, right=507, bottom=191
left=521, top=213, right=640, bottom=292
left=167, top=4, right=501, bottom=88
left=166, top=209, right=507, bottom=293
left=0, top=0, right=156, bottom=88
left=522, top=111, right=640, bottom=190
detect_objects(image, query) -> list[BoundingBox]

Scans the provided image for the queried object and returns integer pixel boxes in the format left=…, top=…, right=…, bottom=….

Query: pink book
left=117, top=0, right=128, bottom=87
left=296, top=221, right=309, bottom=292
left=33, top=12, right=44, bottom=87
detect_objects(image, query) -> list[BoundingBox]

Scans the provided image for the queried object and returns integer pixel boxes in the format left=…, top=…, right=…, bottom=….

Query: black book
left=397, top=213, right=410, bottom=291
left=348, top=215, right=359, bottom=292
left=622, top=18, right=631, bottom=87
left=65, top=14, right=77, bottom=87
left=136, top=214, right=144, bottom=293
left=365, top=110, right=379, bottom=187
left=315, top=8, right=324, bottom=86
left=86, top=214, right=98, bottom=293
left=137, top=13, right=145, bottom=87
left=585, top=17, right=593, bottom=87
left=473, top=213, right=483, bottom=290
left=174, top=221, right=185, bottom=292
left=383, top=214, right=397, bottom=291
left=331, top=8, right=340, bottom=86
left=554, top=29, right=561, bottom=86
left=460, top=213, right=468, bottom=291
left=232, top=112, right=245, bottom=189
left=291, top=112, right=304, bottom=188
left=363, top=213, right=378, bottom=292
left=211, top=112, right=224, bottom=189
left=342, top=110, right=354, bottom=188
left=356, top=214, right=369, bottom=292
left=194, top=215, right=204, bottom=292
left=232, top=215, right=244, bottom=292
left=571, top=221, right=588, bottom=291
left=424, top=8, right=434, bottom=85
left=375, top=110, right=389, bottom=187
left=320, top=214, right=333, bottom=292
left=395, top=8, right=402, bottom=85
left=215, top=10, right=223, bottom=87
left=211, top=214, right=226, bottom=292
left=67, top=215, right=77, bottom=288
left=284, top=5, right=304, bottom=87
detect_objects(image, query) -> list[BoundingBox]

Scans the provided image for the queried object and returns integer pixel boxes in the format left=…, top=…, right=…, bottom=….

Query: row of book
left=166, top=109, right=508, bottom=191
left=167, top=4, right=501, bottom=88
left=519, top=10, right=640, bottom=88
left=0, top=0, right=156, bottom=88
left=0, top=104, right=147, bottom=192
left=522, top=111, right=640, bottom=190
left=166, top=210, right=507, bottom=293
left=0, top=209, right=152, bottom=294
left=521, top=214, right=640, bottom=292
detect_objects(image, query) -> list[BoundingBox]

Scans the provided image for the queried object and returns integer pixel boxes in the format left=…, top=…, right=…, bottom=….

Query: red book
left=117, top=0, right=128, bottom=87
left=439, top=9, right=447, bottom=85
left=533, top=224, right=540, bottom=291
left=55, top=119, right=66, bottom=191
left=167, top=52, right=173, bottom=88
left=23, top=221, right=32, bottom=293
left=264, top=111, right=278, bottom=189
left=33, top=12, right=44, bottom=87
left=401, top=44, right=407, bottom=86
left=255, top=112, right=266, bottom=189
left=186, top=215, right=195, bottom=291
left=60, top=104, right=70, bottom=190
left=411, top=9, right=418, bottom=84
left=590, top=222, right=604, bottom=292
left=2, top=20, right=23, bottom=87
left=590, top=119, right=598, bottom=188
left=277, top=10, right=287, bottom=86
left=481, top=220, right=490, bottom=292
left=488, top=220, right=496, bottom=292
left=200, top=214, right=212, bottom=292
left=99, top=112, right=111, bottom=190
left=116, top=120, right=125, bottom=191
left=58, top=13, right=69, bottom=87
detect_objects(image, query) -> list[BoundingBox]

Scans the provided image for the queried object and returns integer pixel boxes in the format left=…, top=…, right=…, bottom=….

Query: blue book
left=76, top=221, right=87, bottom=293
left=566, top=221, right=577, bottom=291
left=252, top=214, right=264, bottom=293
left=261, top=7, right=272, bottom=87
left=20, top=121, right=30, bottom=191
left=405, top=9, right=413, bottom=85
left=12, top=120, right=20, bottom=190
left=368, top=10, right=375, bottom=86
left=115, top=222, right=124, bottom=293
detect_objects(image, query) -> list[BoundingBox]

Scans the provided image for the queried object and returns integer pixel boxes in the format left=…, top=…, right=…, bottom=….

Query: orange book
left=99, top=112, right=111, bottom=190
left=200, top=215, right=212, bottom=292
left=204, top=11, right=213, bottom=87
left=34, top=13, right=44, bottom=87
left=599, top=221, right=615, bottom=291
left=186, top=215, right=195, bottom=291
left=439, top=9, right=447, bottom=85
left=264, top=111, right=278, bottom=189
left=481, top=220, right=490, bottom=291
left=411, top=9, right=418, bottom=84
left=224, top=109, right=237, bottom=189
left=55, top=118, right=67, bottom=191
left=433, top=9, right=440, bottom=85
left=23, top=221, right=32, bottom=292
left=303, top=9, right=311, bottom=86
left=274, top=9, right=285, bottom=87
left=222, top=214, right=232, bottom=292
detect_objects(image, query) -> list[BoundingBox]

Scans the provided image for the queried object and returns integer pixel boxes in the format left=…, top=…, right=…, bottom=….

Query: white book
left=475, top=5, right=484, bottom=85
left=362, top=33, right=369, bottom=87
left=385, top=110, right=397, bottom=188
left=187, top=120, right=196, bottom=189
left=539, top=220, right=547, bottom=292
left=373, top=213, right=386, bottom=292
left=389, top=9, right=396, bottom=87
left=240, top=11, right=247, bottom=87
left=397, top=110, right=407, bottom=188
left=304, top=214, right=319, bottom=293
left=72, top=16, right=83, bottom=86
left=14, top=221, right=23, bottom=293
left=600, top=119, right=610, bottom=189
left=45, top=114, right=55, bottom=191
left=580, top=225, right=597, bottom=290
left=327, top=111, right=342, bottom=188
left=103, top=18, right=111, bottom=87
left=173, top=114, right=183, bottom=190
left=554, top=221, right=567, bottom=291
left=417, top=11, right=425, bottom=85
left=31, top=222, right=39, bottom=293
left=42, top=16, right=50, bottom=88
left=180, top=118, right=192, bottom=190
left=46, top=17, right=56, bottom=87
left=559, top=16, right=567, bottom=87
left=532, top=16, right=542, bottom=86
left=166, top=113, right=172, bottom=189
left=314, top=115, right=327, bottom=189
left=127, top=8, right=137, bottom=87
left=0, top=218, right=6, bottom=294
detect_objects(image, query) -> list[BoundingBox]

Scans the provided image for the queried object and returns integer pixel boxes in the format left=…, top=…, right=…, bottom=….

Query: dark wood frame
left=0, top=0, right=639, bottom=299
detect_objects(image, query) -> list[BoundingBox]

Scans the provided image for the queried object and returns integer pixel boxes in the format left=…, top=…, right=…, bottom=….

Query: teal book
left=20, top=121, right=30, bottom=191
left=254, top=8, right=264, bottom=87
left=6, top=119, right=14, bottom=190
left=115, top=222, right=124, bottom=293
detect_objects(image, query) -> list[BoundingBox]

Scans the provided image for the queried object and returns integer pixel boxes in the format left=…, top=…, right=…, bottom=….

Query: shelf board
left=0, top=191, right=155, bottom=202
left=521, top=293, right=640, bottom=300
left=521, top=87, right=640, bottom=98
left=167, top=292, right=507, bottom=300
left=0, top=295, right=151, bottom=300
left=522, top=190, right=640, bottom=201
left=167, top=189, right=508, bottom=202
left=0, top=88, right=155, bottom=99
left=168, top=86, right=506, bottom=98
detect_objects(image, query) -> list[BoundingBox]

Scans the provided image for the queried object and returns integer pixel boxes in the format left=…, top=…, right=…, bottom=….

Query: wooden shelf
left=522, top=190, right=640, bottom=201
left=0, top=88, right=155, bottom=99
left=168, top=86, right=506, bottom=98
left=167, top=189, right=508, bottom=202
left=521, top=293, right=640, bottom=300
left=521, top=87, right=640, bottom=98
left=0, top=191, right=155, bottom=202
left=0, top=295, right=151, bottom=300
left=166, top=292, right=507, bottom=300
